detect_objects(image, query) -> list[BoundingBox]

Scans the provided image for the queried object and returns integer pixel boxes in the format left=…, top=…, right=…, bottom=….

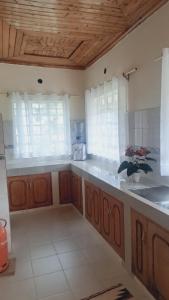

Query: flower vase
left=132, top=172, right=141, bottom=183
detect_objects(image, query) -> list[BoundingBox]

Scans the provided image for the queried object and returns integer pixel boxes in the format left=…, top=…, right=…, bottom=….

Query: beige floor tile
left=32, top=255, right=62, bottom=276
left=75, top=233, right=101, bottom=249
left=58, top=250, right=88, bottom=269
left=54, top=238, right=80, bottom=254
left=34, top=271, right=70, bottom=299
left=50, top=229, right=72, bottom=242
left=28, top=231, right=52, bottom=246
left=64, top=265, right=104, bottom=299
left=0, top=278, right=36, bottom=300
left=12, top=238, right=30, bottom=260
left=64, top=265, right=103, bottom=294
left=82, top=244, right=113, bottom=263
left=90, top=260, right=126, bottom=282
left=40, top=291, right=76, bottom=300
left=30, top=243, right=56, bottom=259
left=7, top=206, right=154, bottom=300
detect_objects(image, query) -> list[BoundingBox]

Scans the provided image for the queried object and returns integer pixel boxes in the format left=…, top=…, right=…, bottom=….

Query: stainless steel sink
left=129, top=186, right=169, bottom=209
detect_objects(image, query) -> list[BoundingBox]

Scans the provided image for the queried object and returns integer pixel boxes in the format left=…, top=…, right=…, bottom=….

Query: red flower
left=125, top=146, right=135, bottom=157
left=135, top=147, right=151, bottom=157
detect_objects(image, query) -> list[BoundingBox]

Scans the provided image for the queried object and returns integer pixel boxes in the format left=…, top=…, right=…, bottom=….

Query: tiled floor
left=0, top=206, right=154, bottom=300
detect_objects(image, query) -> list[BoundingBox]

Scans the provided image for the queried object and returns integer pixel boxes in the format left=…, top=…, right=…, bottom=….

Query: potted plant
left=118, top=146, right=156, bottom=182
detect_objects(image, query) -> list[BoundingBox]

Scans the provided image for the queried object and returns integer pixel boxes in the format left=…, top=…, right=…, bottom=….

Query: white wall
left=0, top=63, right=85, bottom=121
left=85, top=2, right=169, bottom=112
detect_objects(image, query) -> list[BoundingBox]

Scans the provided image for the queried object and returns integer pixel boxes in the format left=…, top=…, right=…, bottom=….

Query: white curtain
left=85, top=76, right=128, bottom=164
left=161, top=48, right=169, bottom=175
left=10, top=92, right=71, bottom=158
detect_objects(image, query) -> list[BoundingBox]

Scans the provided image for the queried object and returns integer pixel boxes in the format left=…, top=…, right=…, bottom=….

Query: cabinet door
left=77, top=175, right=83, bottom=214
left=8, top=176, right=29, bottom=211
left=92, top=185, right=101, bottom=232
left=111, top=197, right=124, bottom=258
left=72, top=173, right=83, bottom=214
left=71, top=173, right=78, bottom=207
left=59, top=171, right=71, bottom=204
left=148, top=221, right=169, bottom=300
left=30, top=173, right=52, bottom=208
left=101, top=191, right=112, bottom=244
left=85, top=181, right=93, bottom=223
left=131, top=210, right=148, bottom=286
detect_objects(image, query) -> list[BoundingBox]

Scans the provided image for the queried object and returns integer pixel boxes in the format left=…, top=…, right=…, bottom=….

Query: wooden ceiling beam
left=0, top=7, right=127, bottom=27
left=0, top=54, right=84, bottom=70
left=77, top=36, right=117, bottom=65
left=14, top=30, right=24, bottom=57
left=70, top=40, right=94, bottom=64
left=24, top=29, right=112, bottom=40
left=8, top=25, right=16, bottom=57
left=0, top=15, right=126, bottom=34
left=0, top=18, right=123, bottom=35
left=0, top=1, right=122, bottom=16
left=0, top=0, right=122, bottom=15
left=2, top=21, right=10, bottom=58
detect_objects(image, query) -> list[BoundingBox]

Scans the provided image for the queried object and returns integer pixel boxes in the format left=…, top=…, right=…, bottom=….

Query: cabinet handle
left=29, top=181, right=32, bottom=189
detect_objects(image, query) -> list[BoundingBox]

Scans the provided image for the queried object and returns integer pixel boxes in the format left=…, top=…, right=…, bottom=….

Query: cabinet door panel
left=148, top=222, right=169, bottom=300
left=111, top=202, right=124, bottom=257
left=92, top=187, right=101, bottom=232
left=131, top=210, right=148, bottom=286
left=8, top=176, right=29, bottom=211
left=85, top=181, right=93, bottom=223
left=101, top=192, right=112, bottom=243
left=71, top=173, right=78, bottom=207
left=30, top=173, right=52, bottom=208
left=59, top=171, right=71, bottom=204
left=77, top=176, right=83, bottom=214
left=72, top=173, right=83, bottom=214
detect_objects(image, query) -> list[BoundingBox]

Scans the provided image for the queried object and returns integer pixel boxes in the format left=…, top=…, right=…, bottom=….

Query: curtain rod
left=1, top=92, right=82, bottom=98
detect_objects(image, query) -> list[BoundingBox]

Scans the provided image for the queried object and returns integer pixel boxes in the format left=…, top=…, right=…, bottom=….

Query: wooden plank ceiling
left=0, top=0, right=168, bottom=69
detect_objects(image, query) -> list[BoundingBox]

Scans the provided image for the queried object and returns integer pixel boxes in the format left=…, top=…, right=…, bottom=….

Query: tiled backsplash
left=128, top=107, right=162, bottom=181
left=128, top=107, right=160, bottom=149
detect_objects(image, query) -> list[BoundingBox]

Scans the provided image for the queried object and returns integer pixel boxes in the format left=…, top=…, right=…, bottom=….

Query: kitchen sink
left=129, top=185, right=169, bottom=209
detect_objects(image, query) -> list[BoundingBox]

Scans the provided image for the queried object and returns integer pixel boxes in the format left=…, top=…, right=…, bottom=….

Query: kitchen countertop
left=6, top=159, right=71, bottom=176
left=71, top=160, right=169, bottom=215
left=7, top=158, right=169, bottom=274
left=6, top=158, right=169, bottom=218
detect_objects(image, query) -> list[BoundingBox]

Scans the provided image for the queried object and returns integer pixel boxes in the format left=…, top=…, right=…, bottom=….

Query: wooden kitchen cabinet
left=92, top=184, right=101, bottom=232
left=30, top=173, right=52, bottom=208
left=148, top=221, right=169, bottom=300
left=101, top=191, right=124, bottom=258
left=131, top=209, right=169, bottom=300
left=8, top=173, right=53, bottom=211
left=84, top=182, right=124, bottom=257
left=85, top=181, right=101, bottom=232
left=131, top=210, right=148, bottom=286
left=85, top=181, right=93, bottom=223
left=71, top=172, right=83, bottom=214
left=101, top=191, right=112, bottom=243
left=59, top=171, right=71, bottom=204
left=8, top=175, right=30, bottom=211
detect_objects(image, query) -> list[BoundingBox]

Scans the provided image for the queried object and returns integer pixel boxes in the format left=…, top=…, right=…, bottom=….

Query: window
left=86, top=77, right=128, bottom=162
left=11, top=92, right=71, bottom=158
left=161, top=48, right=169, bottom=175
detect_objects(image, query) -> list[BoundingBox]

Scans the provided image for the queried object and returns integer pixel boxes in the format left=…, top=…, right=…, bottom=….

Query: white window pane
left=11, top=93, right=71, bottom=158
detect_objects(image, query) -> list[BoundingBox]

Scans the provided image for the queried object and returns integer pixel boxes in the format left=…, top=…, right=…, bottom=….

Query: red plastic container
left=0, top=219, right=9, bottom=273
